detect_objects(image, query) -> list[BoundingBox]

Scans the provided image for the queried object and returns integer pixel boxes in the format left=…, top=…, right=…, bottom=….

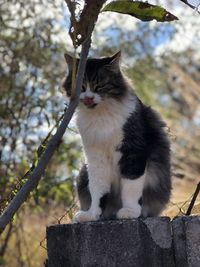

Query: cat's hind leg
left=117, top=175, right=145, bottom=219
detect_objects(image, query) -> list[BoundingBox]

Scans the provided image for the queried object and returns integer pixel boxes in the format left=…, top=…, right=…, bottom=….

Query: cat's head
left=63, top=52, right=127, bottom=108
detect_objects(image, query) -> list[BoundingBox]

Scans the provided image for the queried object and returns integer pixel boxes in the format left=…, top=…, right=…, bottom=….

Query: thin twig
left=0, top=222, right=13, bottom=256
left=180, top=0, right=200, bottom=13
left=186, top=181, right=200, bottom=215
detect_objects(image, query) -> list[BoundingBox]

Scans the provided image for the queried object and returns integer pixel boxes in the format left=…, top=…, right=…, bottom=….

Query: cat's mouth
left=81, top=96, right=97, bottom=108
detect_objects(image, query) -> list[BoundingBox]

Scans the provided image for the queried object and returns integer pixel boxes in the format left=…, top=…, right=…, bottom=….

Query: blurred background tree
left=0, top=0, right=80, bottom=265
left=0, top=0, right=200, bottom=266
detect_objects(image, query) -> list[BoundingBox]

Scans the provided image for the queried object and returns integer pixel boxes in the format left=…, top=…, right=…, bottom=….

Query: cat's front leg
left=74, top=193, right=102, bottom=223
left=74, top=164, right=111, bottom=223
left=117, top=175, right=145, bottom=219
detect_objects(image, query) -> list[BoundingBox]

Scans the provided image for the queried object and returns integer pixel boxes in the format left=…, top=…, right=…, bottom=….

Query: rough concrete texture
left=47, top=217, right=174, bottom=267
left=172, top=216, right=200, bottom=267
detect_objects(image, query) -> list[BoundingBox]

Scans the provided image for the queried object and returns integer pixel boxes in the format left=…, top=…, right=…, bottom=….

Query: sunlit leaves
left=102, top=1, right=178, bottom=22
left=0, top=0, right=71, bottom=214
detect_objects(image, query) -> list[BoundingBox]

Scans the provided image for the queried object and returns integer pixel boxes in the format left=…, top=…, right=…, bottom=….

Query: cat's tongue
left=83, top=97, right=94, bottom=106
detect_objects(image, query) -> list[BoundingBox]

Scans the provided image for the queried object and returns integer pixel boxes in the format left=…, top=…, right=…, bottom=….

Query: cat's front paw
left=73, top=210, right=100, bottom=223
left=117, top=207, right=141, bottom=219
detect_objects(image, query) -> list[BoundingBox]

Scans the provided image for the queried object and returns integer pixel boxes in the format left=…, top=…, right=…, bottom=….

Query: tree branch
left=0, top=37, right=91, bottom=234
left=180, top=0, right=200, bottom=13
left=186, top=182, right=200, bottom=216
left=0, top=222, right=13, bottom=256
left=66, top=0, right=107, bottom=46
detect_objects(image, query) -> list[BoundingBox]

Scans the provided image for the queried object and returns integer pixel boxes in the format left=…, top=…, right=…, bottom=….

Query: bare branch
left=180, top=0, right=200, bottom=13
left=0, top=222, right=13, bottom=256
left=66, top=0, right=107, bottom=46
left=186, top=182, right=200, bottom=215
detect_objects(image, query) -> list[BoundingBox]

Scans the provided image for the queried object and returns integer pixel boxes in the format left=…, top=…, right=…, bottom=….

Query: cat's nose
left=83, top=96, right=94, bottom=106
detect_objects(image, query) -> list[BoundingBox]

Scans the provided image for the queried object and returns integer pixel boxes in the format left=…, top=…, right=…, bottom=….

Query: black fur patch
left=138, top=197, right=143, bottom=206
left=118, top=100, right=170, bottom=182
left=118, top=101, right=148, bottom=179
left=100, top=193, right=111, bottom=210
left=76, top=165, right=91, bottom=211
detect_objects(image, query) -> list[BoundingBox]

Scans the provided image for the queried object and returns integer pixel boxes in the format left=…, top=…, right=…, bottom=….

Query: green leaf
left=102, top=1, right=178, bottom=22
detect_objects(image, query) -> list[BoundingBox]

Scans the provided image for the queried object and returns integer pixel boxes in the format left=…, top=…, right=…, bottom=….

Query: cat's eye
left=94, top=85, right=106, bottom=93
left=95, top=87, right=103, bottom=93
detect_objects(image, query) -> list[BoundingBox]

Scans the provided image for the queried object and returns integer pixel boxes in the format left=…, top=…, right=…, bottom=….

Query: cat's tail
left=142, top=159, right=171, bottom=217
left=140, top=105, right=171, bottom=217
left=141, top=154, right=171, bottom=217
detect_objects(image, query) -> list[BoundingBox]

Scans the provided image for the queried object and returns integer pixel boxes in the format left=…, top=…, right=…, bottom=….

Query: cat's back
left=141, top=103, right=170, bottom=150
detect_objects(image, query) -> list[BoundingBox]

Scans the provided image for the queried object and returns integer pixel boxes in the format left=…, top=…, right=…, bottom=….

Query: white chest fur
left=76, top=93, right=136, bottom=181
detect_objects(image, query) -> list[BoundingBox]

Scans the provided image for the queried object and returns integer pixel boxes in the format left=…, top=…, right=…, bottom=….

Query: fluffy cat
left=63, top=51, right=171, bottom=222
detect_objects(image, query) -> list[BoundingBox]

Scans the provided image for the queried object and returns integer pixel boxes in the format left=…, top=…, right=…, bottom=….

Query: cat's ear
left=64, top=52, right=74, bottom=71
left=110, top=51, right=121, bottom=64
left=108, top=51, right=121, bottom=71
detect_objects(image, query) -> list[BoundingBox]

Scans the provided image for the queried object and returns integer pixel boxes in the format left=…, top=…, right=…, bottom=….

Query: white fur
left=117, top=175, right=145, bottom=219
left=74, top=91, right=137, bottom=222
left=80, top=90, right=102, bottom=104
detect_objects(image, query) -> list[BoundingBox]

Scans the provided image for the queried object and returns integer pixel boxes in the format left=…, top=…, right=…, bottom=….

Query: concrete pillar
left=172, top=216, right=200, bottom=267
left=47, top=217, right=174, bottom=267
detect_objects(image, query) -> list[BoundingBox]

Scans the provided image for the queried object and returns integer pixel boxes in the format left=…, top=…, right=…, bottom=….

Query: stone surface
left=47, top=217, right=174, bottom=267
left=172, top=216, right=200, bottom=267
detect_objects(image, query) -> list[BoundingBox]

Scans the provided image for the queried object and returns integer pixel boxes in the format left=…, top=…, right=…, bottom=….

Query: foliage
left=0, top=0, right=75, bottom=213
left=0, top=0, right=82, bottom=264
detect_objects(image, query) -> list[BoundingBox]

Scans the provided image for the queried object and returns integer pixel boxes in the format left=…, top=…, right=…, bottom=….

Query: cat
left=63, top=51, right=171, bottom=223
